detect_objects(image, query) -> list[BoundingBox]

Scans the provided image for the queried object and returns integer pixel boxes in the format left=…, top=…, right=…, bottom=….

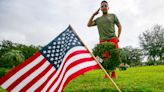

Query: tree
left=139, top=24, right=164, bottom=63
left=119, top=48, right=128, bottom=64
left=0, top=50, right=25, bottom=68
left=123, top=46, right=143, bottom=66
left=0, top=40, right=39, bottom=60
left=0, top=40, right=40, bottom=68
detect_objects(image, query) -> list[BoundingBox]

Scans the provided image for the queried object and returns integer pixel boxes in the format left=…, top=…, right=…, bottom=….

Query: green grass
left=0, top=65, right=164, bottom=92
left=64, top=65, right=164, bottom=92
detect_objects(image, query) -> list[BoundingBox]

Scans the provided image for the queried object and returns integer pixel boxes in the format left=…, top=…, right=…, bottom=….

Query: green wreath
left=92, top=42, right=121, bottom=71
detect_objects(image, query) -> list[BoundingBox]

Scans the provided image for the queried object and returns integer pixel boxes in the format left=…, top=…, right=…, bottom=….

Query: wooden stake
left=69, top=25, right=121, bottom=92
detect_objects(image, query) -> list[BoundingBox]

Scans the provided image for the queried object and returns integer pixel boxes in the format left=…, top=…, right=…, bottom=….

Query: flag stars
left=61, top=41, right=64, bottom=44
left=57, top=64, right=59, bottom=68
left=48, top=50, right=51, bottom=53
left=59, top=53, right=62, bottom=56
left=53, top=42, right=56, bottom=45
left=52, top=50, right=55, bottom=53
left=66, top=46, right=70, bottom=49
left=48, top=46, right=52, bottom=49
left=51, top=54, right=54, bottom=57
left=50, top=58, right=54, bottom=61
left=58, top=37, right=61, bottom=41
left=68, top=30, right=72, bottom=33
left=67, top=33, right=70, bottom=36
left=62, top=33, right=66, bottom=36
left=64, top=44, right=67, bottom=48
left=68, top=43, right=71, bottom=46
left=70, top=36, right=74, bottom=39
left=55, top=57, right=58, bottom=60
left=54, top=61, right=57, bottom=65
left=56, top=49, right=59, bottom=52
left=69, top=39, right=72, bottom=42
left=58, top=56, right=62, bottom=59
left=57, top=45, right=60, bottom=48
left=63, top=48, right=66, bottom=51
left=43, top=50, right=46, bottom=54
left=55, top=53, right=59, bottom=56
left=60, top=49, right=63, bottom=52
left=66, top=37, right=69, bottom=40
left=40, top=27, right=84, bottom=70
left=58, top=61, right=60, bottom=64
left=62, top=37, right=65, bottom=40
left=72, top=42, right=76, bottom=45
left=74, top=40, right=77, bottom=43
left=46, top=54, right=50, bottom=58
left=66, top=29, right=70, bottom=32
left=57, top=42, right=61, bottom=44
left=78, top=42, right=81, bottom=45
left=53, top=46, right=56, bottom=49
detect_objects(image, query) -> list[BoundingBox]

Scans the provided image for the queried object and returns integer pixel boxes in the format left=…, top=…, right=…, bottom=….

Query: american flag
left=0, top=25, right=99, bottom=92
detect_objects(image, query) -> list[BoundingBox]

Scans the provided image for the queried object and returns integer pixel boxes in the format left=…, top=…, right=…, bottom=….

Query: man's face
left=100, top=2, right=109, bottom=13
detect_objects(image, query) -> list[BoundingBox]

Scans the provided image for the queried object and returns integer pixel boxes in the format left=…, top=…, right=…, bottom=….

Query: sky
left=0, top=0, right=164, bottom=50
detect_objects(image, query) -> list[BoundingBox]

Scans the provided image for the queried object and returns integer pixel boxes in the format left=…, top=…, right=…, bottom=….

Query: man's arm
left=87, top=8, right=100, bottom=27
left=116, top=23, right=122, bottom=41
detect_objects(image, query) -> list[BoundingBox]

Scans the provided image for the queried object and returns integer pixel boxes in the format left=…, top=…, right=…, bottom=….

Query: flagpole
left=69, top=25, right=121, bottom=92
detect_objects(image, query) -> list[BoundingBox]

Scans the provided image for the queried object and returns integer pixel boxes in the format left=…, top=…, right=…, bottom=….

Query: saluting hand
left=93, top=8, right=100, bottom=16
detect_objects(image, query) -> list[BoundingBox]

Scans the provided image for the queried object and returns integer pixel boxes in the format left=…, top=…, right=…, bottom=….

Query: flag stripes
left=46, top=49, right=91, bottom=91
left=0, top=52, right=43, bottom=88
left=0, top=46, right=99, bottom=92
left=12, top=59, right=49, bottom=91
left=34, top=69, right=56, bottom=91
left=58, top=62, right=99, bottom=92
left=19, top=64, right=53, bottom=91
left=0, top=52, right=41, bottom=86
left=48, top=46, right=98, bottom=91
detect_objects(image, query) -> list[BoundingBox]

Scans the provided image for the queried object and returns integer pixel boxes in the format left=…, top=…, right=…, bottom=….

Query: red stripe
left=35, top=70, right=56, bottom=92
left=19, top=64, right=53, bottom=92
left=61, top=65, right=99, bottom=91
left=7, top=58, right=46, bottom=91
left=46, top=50, right=88, bottom=91
left=0, top=52, right=41, bottom=85
left=54, top=57, right=95, bottom=91
left=46, top=50, right=89, bottom=91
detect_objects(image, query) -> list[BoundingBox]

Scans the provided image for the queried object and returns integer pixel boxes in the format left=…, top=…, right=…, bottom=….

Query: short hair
left=101, top=0, right=108, bottom=4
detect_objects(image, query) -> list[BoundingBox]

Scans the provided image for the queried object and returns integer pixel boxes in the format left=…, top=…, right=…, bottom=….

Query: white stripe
left=27, top=67, right=55, bottom=92
left=42, top=46, right=87, bottom=91
left=11, top=60, right=50, bottom=92
left=1, top=55, right=44, bottom=89
left=58, top=60, right=97, bottom=92
left=49, top=53, right=93, bottom=91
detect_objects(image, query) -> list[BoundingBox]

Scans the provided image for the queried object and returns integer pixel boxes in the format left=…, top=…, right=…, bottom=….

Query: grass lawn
left=0, top=65, right=164, bottom=92
left=64, top=65, right=164, bottom=92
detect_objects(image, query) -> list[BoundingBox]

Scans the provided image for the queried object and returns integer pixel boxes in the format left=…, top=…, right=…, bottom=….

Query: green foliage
left=0, top=40, right=40, bottom=68
left=119, top=49, right=128, bottom=64
left=122, top=46, right=143, bottom=66
left=0, top=50, right=25, bottom=68
left=0, top=68, right=9, bottom=78
left=92, top=42, right=121, bottom=70
left=119, top=66, right=127, bottom=70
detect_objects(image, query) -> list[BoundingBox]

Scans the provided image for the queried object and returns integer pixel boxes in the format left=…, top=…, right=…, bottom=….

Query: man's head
left=100, top=1, right=109, bottom=14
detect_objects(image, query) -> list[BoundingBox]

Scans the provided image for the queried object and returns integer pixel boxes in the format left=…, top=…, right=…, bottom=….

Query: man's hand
left=117, top=37, right=120, bottom=42
left=87, top=8, right=100, bottom=27
left=93, top=8, right=100, bottom=16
